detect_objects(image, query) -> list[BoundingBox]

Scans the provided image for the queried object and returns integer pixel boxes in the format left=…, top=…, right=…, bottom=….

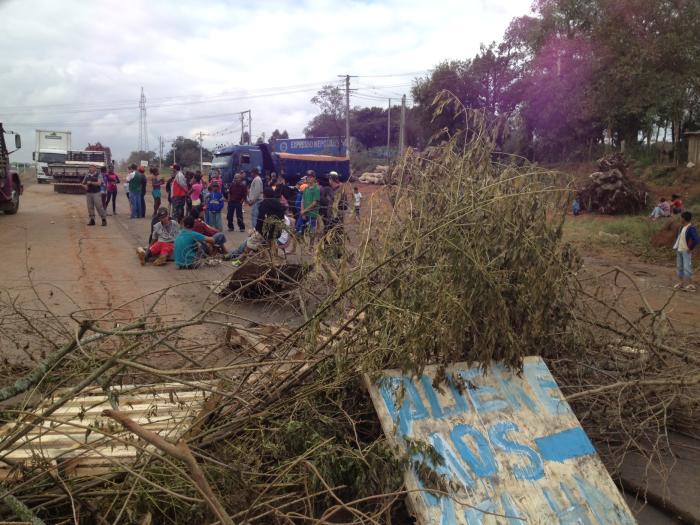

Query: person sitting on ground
left=190, top=207, right=227, bottom=254
left=650, top=197, right=671, bottom=220
left=671, top=194, right=684, bottom=215
left=137, top=207, right=179, bottom=266
left=174, top=215, right=215, bottom=269
left=673, top=211, right=700, bottom=292
left=224, top=186, right=287, bottom=261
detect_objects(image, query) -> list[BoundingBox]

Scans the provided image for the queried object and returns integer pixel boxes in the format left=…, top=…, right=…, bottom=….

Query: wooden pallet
left=0, top=382, right=213, bottom=480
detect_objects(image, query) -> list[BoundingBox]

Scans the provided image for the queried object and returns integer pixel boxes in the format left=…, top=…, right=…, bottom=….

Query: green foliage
left=346, top=106, right=580, bottom=374
left=163, top=136, right=212, bottom=168
left=408, top=0, right=700, bottom=162
left=562, top=214, right=668, bottom=259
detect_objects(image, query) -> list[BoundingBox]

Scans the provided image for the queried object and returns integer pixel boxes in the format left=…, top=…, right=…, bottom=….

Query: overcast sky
left=1, top=0, right=532, bottom=163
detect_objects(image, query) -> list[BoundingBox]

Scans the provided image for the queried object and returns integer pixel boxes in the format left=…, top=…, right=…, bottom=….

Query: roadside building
left=686, top=131, right=700, bottom=165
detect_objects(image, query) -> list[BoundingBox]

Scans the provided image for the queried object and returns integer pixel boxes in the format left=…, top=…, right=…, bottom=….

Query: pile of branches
left=0, top=104, right=697, bottom=524
left=578, top=152, right=648, bottom=214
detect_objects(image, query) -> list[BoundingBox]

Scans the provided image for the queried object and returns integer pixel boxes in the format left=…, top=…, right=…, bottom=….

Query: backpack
left=207, top=191, right=224, bottom=213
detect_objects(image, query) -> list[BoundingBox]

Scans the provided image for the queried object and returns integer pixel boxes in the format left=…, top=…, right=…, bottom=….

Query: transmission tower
left=138, top=87, right=149, bottom=151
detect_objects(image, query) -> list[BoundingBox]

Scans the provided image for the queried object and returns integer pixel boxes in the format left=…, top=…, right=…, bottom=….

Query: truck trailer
left=33, top=129, right=71, bottom=183
left=211, top=143, right=349, bottom=188
left=50, top=149, right=111, bottom=194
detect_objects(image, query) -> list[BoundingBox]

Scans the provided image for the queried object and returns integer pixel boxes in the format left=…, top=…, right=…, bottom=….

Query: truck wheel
left=4, top=179, right=20, bottom=215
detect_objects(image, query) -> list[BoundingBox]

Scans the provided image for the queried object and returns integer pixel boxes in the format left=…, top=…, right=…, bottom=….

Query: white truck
left=33, top=130, right=71, bottom=183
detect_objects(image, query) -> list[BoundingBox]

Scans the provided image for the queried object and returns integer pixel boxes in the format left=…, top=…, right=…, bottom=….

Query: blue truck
left=210, top=143, right=349, bottom=187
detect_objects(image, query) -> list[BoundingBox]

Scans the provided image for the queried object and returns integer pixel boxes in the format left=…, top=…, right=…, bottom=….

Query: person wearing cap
left=127, top=165, right=146, bottom=219
left=137, top=207, right=179, bottom=266
left=82, top=164, right=107, bottom=226
left=299, top=170, right=320, bottom=235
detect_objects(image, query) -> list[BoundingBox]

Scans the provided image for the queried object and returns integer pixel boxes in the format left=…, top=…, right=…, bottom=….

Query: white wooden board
left=366, top=357, right=636, bottom=524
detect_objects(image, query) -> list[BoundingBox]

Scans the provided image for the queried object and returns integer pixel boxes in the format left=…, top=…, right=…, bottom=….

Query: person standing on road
left=104, top=167, right=119, bottom=215
left=353, top=186, right=362, bottom=220
left=227, top=172, right=247, bottom=232
left=206, top=180, right=225, bottom=231
left=127, top=166, right=146, bottom=219
left=99, top=166, right=108, bottom=209
left=139, top=166, right=147, bottom=218
left=82, top=165, right=107, bottom=226
left=150, top=167, right=163, bottom=216
left=299, top=171, right=320, bottom=236
left=673, top=211, right=700, bottom=292
left=171, top=164, right=188, bottom=223
left=247, top=168, right=264, bottom=229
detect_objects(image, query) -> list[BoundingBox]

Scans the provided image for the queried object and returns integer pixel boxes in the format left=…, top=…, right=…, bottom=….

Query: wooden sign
left=366, top=357, right=636, bottom=524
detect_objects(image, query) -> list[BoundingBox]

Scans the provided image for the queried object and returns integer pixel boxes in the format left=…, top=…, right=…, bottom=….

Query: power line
left=355, top=70, right=430, bottom=78
left=0, top=80, right=337, bottom=115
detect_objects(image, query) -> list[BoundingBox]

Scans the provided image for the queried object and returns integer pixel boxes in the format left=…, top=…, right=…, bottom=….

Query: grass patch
left=563, top=214, right=669, bottom=261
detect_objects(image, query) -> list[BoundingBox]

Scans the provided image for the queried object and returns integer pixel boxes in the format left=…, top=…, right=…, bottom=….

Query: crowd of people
left=109, top=163, right=362, bottom=270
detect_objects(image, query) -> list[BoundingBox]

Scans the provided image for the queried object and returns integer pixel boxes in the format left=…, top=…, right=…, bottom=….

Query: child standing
left=206, top=182, right=225, bottom=231
left=353, top=186, right=362, bottom=219
left=673, top=211, right=700, bottom=292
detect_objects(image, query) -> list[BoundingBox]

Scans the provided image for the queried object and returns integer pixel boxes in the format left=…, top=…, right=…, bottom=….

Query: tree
left=270, top=129, right=289, bottom=141
left=255, top=133, right=266, bottom=145
left=122, top=150, right=157, bottom=170
left=163, top=137, right=212, bottom=168
left=305, top=85, right=345, bottom=140
left=240, top=131, right=250, bottom=145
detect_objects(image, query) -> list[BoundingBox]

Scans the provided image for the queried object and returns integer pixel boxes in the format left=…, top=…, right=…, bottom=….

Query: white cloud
left=0, top=0, right=532, bottom=162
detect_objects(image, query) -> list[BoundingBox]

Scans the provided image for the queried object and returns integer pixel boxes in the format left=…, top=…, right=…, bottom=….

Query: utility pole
left=399, top=94, right=406, bottom=155
left=240, top=113, right=245, bottom=145
left=158, top=136, right=163, bottom=169
left=248, top=110, right=252, bottom=145
left=197, top=131, right=204, bottom=172
left=345, top=75, right=350, bottom=158
left=338, top=74, right=356, bottom=158
left=387, top=98, right=391, bottom=159
left=172, top=144, right=177, bottom=164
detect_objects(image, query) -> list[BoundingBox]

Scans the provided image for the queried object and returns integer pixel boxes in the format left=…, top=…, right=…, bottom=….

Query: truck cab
left=34, top=130, right=71, bottom=183
left=0, top=123, right=22, bottom=215
left=211, top=144, right=275, bottom=187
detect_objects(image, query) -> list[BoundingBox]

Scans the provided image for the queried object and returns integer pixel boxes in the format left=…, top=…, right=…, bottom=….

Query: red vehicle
left=0, top=123, right=22, bottom=215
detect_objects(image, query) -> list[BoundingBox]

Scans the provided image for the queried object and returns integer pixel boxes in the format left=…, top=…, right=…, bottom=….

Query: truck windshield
left=38, top=152, right=67, bottom=163
left=212, top=155, right=232, bottom=168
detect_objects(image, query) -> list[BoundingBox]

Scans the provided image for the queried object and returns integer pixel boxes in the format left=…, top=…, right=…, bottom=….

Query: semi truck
left=33, top=129, right=71, bottom=183
left=211, top=143, right=349, bottom=187
left=0, top=123, right=22, bottom=215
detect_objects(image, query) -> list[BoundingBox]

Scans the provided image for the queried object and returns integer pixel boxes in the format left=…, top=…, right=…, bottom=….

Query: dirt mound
left=579, top=153, right=648, bottom=215
left=651, top=219, right=680, bottom=248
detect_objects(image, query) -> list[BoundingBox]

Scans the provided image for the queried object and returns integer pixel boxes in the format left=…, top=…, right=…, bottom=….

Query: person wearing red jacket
left=191, top=207, right=227, bottom=254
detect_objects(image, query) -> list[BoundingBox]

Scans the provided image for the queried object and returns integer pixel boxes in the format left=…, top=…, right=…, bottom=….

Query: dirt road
left=0, top=182, right=285, bottom=363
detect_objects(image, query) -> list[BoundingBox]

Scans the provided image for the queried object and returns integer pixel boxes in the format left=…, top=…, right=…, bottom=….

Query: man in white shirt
left=247, top=168, right=264, bottom=228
